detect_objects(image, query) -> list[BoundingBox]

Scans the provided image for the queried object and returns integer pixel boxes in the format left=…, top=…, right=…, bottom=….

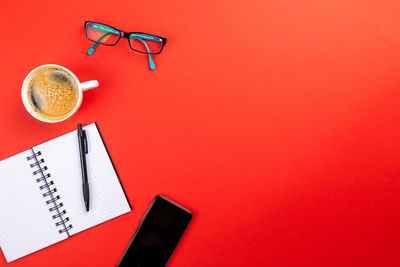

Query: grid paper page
left=33, top=123, right=131, bottom=236
left=0, top=150, right=66, bottom=262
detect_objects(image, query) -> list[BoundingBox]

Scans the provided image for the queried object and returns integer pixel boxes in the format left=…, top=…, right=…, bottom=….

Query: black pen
left=77, top=123, right=90, bottom=212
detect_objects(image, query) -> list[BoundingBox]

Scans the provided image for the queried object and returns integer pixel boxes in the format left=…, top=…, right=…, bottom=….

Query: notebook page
left=0, top=150, right=66, bottom=262
left=33, top=123, right=131, bottom=236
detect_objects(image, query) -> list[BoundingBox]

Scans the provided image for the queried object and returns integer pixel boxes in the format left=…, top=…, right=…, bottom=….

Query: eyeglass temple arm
left=90, top=24, right=163, bottom=42
left=135, top=39, right=156, bottom=70
left=130, top=33, right=163, bottom=42
left=87, top=32, right=112, bottom=55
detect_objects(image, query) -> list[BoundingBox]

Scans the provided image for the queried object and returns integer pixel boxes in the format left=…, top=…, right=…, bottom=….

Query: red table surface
left=1, top=0, right=400, bottom=266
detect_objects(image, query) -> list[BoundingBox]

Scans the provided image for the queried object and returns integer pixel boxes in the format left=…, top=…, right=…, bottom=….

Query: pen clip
left=83, top=130, right=88, bottom=154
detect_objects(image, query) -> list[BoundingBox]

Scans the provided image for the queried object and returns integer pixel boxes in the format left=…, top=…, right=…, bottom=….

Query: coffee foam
left=27, top=67, right=79, bottom=121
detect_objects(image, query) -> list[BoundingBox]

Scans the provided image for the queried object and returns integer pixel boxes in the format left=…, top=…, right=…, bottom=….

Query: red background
left=1, top=0, right=400, bottom=266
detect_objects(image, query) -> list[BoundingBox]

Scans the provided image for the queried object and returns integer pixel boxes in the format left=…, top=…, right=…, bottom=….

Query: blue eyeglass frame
left=84, top=21, right=167, bottom=70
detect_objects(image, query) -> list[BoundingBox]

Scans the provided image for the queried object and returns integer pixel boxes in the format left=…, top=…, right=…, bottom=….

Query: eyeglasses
left=84, top=21, right=167, bottom=70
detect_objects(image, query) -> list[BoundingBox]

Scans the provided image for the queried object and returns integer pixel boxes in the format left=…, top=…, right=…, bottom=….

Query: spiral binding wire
left=27, top=149, right=72, bottom=235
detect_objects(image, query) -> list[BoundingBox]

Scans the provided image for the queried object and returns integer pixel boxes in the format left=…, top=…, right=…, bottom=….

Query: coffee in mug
left=22, top=64, right=98, bottom=123
left=26, top=66, right=79, bottom=121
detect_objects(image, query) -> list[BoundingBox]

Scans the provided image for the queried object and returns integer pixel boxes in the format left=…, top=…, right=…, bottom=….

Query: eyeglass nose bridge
left=120, top=31, right=129, bottom=38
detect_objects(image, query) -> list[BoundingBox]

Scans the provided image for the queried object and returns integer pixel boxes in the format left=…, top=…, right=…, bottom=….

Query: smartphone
left=117, top=195, right=192, bottom=267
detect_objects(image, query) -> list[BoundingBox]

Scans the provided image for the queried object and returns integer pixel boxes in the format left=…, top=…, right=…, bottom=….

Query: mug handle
left=80, top=80, right=99, bottom=91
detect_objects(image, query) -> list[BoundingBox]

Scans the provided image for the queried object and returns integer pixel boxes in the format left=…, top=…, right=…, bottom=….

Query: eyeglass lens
left=86, top=23, right=120, bottom=45
left=129, top=34, right=163, bottom=54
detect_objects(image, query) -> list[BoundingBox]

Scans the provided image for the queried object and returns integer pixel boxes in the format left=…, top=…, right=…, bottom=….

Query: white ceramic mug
left=21, top=64, right=98, bottom=123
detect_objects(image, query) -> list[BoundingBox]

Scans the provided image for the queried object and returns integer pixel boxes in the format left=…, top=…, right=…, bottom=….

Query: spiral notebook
left=0, top=122, right=132, bottom=262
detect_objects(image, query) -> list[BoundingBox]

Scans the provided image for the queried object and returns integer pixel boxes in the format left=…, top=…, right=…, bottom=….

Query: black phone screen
left=118, top=195, right=192, bottom=267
